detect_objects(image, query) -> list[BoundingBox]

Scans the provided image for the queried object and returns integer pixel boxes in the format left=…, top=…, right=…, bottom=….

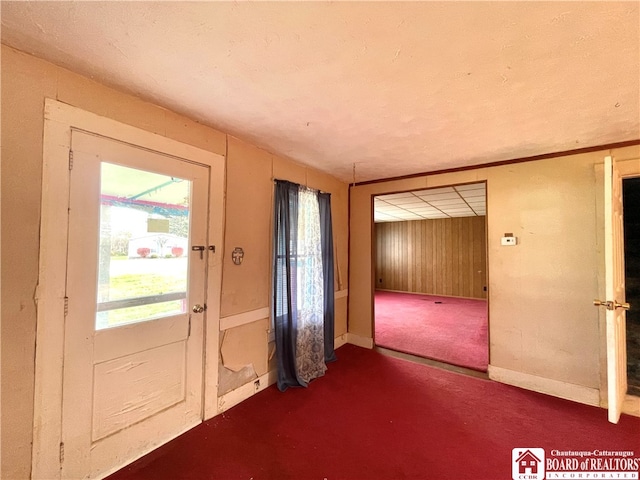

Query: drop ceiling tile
left=411, top=187, right=455, bottom=196
left=442, top=207, right=473, bottom=213
left=428, top=199, right=467, bottom=207
left=389, top=197, right=427, bottom=205
left=417, top=192, right=460, bottom=201
left=409, top=207, right=442, bottom=214
left=393, top=210, right=421, bottom=216
left=455, top=183, right=485, bottom=192
left=460, top=193, right=486, bottom=201
left=377, top=193, right=416, bottom=200
left=377, top=203, right=404, bottom=209
left=378, top=207, right=406, bottom=214
left=378, top=212, right=407, bottom=218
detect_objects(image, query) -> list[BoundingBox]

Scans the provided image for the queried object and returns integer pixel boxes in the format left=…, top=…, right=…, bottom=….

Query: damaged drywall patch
left=218, top=318, right=270, bottom=395
left=218, top=363, right=258, bottom=396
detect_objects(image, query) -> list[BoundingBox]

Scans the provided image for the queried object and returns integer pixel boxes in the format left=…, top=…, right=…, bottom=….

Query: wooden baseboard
left=347, top=333, right=374, bottom=349
left=375, top=289, right=487, bottom=301
left=216, top=336, right=349, bottom=414
left=334, top=333, right=348, bottom=349
left=217, top=369, right=277, bottom=414
left=488, top=365, right=600, bottom=407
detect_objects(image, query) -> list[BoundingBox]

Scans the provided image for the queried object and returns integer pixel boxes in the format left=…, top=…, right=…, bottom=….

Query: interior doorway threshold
left=375, top=346, right=490, bottom=380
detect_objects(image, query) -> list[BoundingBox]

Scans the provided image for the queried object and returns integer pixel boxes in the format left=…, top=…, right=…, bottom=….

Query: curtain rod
left=272, top=178, right=331, bottom=196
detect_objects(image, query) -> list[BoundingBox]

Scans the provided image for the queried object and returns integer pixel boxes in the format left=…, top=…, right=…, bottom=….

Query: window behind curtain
left=272, top=181, right=328, bottom=390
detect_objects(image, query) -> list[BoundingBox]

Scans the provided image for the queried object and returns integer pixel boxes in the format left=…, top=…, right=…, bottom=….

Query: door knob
left=614, top=301, right=631, bottom=310
left=593, top=299, right=613, bottom=309
left=593, top=299, right=630, bottom=310
left=192, top=304, right=205, bottom=313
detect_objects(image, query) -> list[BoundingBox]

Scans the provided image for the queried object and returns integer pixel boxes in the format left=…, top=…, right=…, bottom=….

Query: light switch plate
left=501, top=236, right=517, bottom=246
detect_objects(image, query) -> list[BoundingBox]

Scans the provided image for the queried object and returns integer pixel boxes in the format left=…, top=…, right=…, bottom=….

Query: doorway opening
left=623, top=177, right=640, bottom=396
left=373, top=182, right=489, bottom=372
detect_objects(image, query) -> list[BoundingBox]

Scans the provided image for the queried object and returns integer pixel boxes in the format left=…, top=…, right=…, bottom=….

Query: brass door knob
left=593, top=299, right=613, bottom=309
left=192, top=304, right=205, bottom=313
left=614, top=301, right=631, bottom=310
left=593, top=299, right=630, bottom=311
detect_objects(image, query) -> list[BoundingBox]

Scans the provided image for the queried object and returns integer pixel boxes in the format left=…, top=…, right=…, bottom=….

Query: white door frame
left=32, top=99, right=225, bottom=479
left=599, top=156, right=640, bottom=418
left=370, top=181, right=490, bottom=361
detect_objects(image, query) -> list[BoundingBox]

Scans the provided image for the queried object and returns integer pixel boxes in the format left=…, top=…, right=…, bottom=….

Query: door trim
left=32, top=99, right=225, bottom=479
left=370, top=181, right=490, bottom=368
left=595, top=155, right=640, bottom=418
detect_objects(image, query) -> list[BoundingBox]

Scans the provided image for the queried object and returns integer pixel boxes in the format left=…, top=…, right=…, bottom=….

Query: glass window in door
left=95, top=162, right=191, bottom=330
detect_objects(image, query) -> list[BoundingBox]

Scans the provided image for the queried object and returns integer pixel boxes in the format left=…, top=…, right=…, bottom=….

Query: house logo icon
left=512, top=448, right=545, bottom=480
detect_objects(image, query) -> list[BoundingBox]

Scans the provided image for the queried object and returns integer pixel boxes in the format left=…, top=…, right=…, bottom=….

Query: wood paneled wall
left=375, top=216, right=487, bottom=299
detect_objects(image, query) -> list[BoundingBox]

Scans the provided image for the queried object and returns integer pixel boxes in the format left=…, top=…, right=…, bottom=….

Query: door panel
left=62, top=130, right=209, bottom=478
left=604, top=155, right=628, bottom=423
left=92, top=342, right=187, bottom=441
left=93, top=315, right=188, bottom=363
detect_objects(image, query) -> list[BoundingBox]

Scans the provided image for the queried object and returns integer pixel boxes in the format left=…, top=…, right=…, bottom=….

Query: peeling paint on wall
left=219, top=318, right=269, bottom=395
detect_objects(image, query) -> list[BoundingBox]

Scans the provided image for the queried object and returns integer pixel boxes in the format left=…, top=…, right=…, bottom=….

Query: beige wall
left=350, top=145, right=640, bottom=391
left=218, top=136, right=349, bottom=394
left=1, top=45, right=348, bottom=479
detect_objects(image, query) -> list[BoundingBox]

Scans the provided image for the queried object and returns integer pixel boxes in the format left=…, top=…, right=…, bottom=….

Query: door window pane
left=96, top=162, right=191, bottom=330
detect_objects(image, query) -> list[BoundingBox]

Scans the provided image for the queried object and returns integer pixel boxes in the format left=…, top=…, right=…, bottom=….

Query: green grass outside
left=105, top=273, right=186, bottom=300
left=99, top=272, right=187, bottom=327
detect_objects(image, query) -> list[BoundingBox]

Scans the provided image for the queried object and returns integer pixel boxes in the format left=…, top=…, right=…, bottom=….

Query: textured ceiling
left=375, top=183, right=485, bottom=223
left=2, top=2, right=639, bottom=183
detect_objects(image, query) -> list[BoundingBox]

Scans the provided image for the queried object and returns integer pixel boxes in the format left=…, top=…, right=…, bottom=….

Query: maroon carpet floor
left=108, top=344, right=639, bottom=480
left=375, top=290, right=489, bottom=371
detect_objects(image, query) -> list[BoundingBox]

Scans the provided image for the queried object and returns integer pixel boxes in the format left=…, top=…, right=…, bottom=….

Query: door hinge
left=64, top=297, right=69, bottom=317
left=68, top=150, right=74, bottom=170
left=59, top=441, right=64, bottom=464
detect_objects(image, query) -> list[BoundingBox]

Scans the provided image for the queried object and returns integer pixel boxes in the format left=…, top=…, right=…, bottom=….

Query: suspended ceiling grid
left=374, top=183, right=486, bottom=223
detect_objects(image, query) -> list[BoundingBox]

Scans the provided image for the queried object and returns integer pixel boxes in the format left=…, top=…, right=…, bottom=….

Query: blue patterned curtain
left=273, top=181, right=333, bottom=391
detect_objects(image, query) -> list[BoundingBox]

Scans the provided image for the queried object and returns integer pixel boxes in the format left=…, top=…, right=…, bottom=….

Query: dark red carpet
left=375, top=290, right=489, bottom=371
left=108, top=344, right=639, bottom=480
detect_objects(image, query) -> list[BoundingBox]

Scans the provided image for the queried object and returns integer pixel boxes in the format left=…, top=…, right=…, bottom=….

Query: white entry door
left=62, top=130, right=209, bottom=478
left=601, top=155, right=629, bottom=424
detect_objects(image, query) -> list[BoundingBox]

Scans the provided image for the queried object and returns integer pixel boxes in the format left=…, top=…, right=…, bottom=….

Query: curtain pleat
left=273, top=181, right=304, bottom=391
left=318, top=192, right=337, bottom=363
